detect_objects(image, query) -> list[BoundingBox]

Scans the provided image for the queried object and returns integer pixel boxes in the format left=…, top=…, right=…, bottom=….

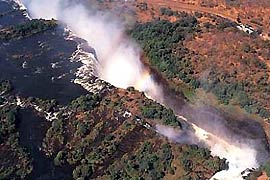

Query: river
left=0, top=1, right=86, bottom=179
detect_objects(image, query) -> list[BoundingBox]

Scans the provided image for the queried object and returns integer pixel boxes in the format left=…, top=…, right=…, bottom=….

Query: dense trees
left=108, top=142, right=227, bottom=180
left=160, top=7, right=176, bottom=16
left=0, top=19, right=57, bottom=41
left=28, top=98, right=58, bottom=112
left=0, top=80, right=12, bottom=95
left=178, top=145, right=228, bottom=179
left=0, top=81, right=33, bottom=179
left=72, top=164, right=93, bottom=179
left=197, top=61, right=270, bottom=118
left=130, top=17, right=199, bottom=88
left=141, top=100, right=180, bottom=127
left=70, top=94, right=102, bottom=111
left=108, top=142, right=174, bottom=180
left=54, top=150, right=66, bottom=166
left=0, top=106, right=17, bottom=143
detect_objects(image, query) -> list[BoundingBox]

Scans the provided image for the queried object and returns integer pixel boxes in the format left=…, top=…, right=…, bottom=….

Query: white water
left=15, top=0, right=260, bottom=179
left=193, top=123, right=258, bottom=180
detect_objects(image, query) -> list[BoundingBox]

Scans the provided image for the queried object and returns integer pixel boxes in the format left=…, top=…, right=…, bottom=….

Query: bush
left=0, top=80, right=12, bottom=94
left=0, top=19, right=57, bottom=41
left=141, top=101, right=180, bottom=127
left=73, top=164, right=93, bottom=179
left=76, top=122, right=88, bottom=137
left=71, top=94, right=101, bottom=111
left=160, top=7, right=175, bottom=16
left=54, top=151, right=65, bottom=166
left=129, top=18, right=198, bottom=90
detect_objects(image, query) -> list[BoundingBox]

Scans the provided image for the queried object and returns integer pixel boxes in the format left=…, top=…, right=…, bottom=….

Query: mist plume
left=22, top=0, right=162, bottom=101
left=21, top=0, right=266, bottom=179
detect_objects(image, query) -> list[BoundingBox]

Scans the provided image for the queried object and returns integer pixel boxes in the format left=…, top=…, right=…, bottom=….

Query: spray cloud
left=21, top=0, right=266, bottom=179
left=157, top=116, right=260, bottom=180
left=22, top=0, right=162, bottom=101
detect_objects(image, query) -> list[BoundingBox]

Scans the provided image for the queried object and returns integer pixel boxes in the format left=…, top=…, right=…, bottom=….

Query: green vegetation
left=178, top=145, right=228, bottom=179
left=129, top=17, right=200, bottom=88
left=72, top=164, right=93, bottom=179
left=70, top=93, right=102, bottom=111
left=39, top=90, right=225, bottom=179
left=260, top=161, right=270, bottom=177
left=160, top=8, right=197, bottom=19
left=201, top=74, right=270, bottom=118
left=42, top=93, right=106, bottom=167
left=141, top=99, right=180, bottom=127
left=0, top=80, right=12, bottom=95
left=0, top=97, right=5, bottom=105
left=0, top=106, right=17, bottom=143
left=108, top=142, right=227, bottom=180
left=108, top=142, right=174, bottom=180
left=216, top=19, right=237, bottom=31
left=160, top=7, right=177, bottom=16
left=0, top=19, right=57, bottom=41
left=27, top=97, right=58, bottom=112
left=0, top=82, right=33, bottom=179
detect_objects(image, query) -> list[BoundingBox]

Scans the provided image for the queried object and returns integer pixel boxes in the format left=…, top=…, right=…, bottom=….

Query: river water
left=18, top=108, right=73, bottom=179
left=0, top=1, right=87, bottom=179
left=0, top=0, right=87, bottom=105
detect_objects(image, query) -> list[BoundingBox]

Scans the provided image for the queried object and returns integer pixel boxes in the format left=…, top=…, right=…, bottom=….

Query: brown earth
left=258, top=172, right=270, bottom=180
left=138, top=0, right=270, bottom=39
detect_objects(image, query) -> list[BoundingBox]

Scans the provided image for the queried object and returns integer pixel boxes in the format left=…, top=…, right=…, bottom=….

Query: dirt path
left=144, top=0, right=270, bottom=39
left=148, top=0, right=237, bottom=21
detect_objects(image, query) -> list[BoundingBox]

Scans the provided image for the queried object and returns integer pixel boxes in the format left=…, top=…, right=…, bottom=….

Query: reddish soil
left=131, top=0, right=270, bottom=39
left=258, top=172, right=270, bottom=180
